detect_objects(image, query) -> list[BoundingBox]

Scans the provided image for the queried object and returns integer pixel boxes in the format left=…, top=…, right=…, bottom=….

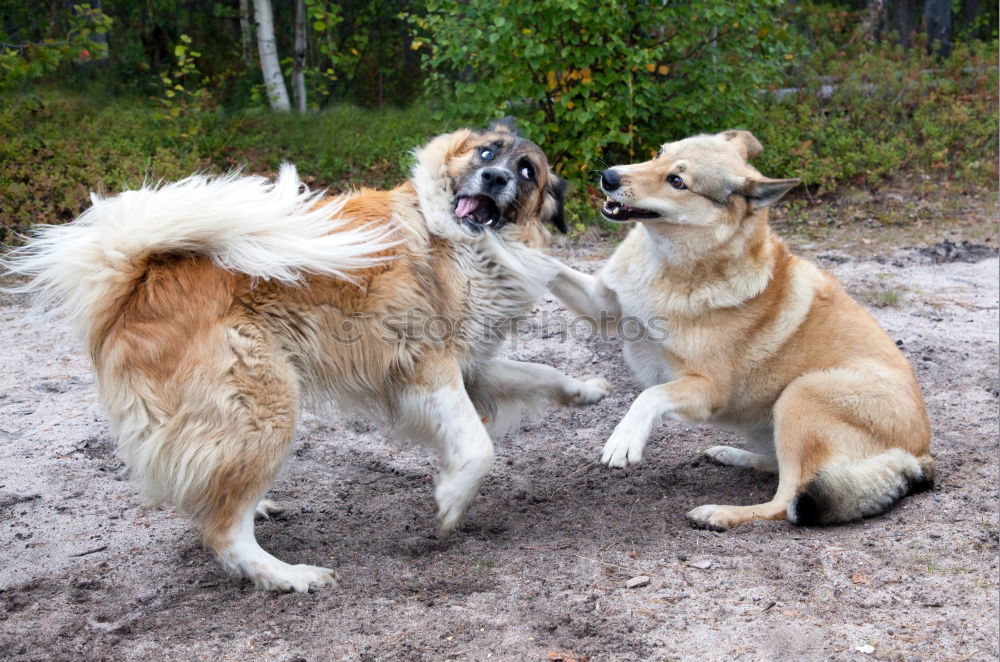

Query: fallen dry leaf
left=547, top=652, right=589, bottom=662
left=851, top=572, right=871, bottom=585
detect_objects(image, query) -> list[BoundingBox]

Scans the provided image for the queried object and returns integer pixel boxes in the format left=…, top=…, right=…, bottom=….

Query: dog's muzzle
left=455, top=167, right=516, bottom=233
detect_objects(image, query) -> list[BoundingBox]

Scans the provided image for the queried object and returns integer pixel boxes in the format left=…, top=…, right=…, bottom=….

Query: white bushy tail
left=2, top=165, right=396, bottom=341
left=787, top=449, right=934, bottom=526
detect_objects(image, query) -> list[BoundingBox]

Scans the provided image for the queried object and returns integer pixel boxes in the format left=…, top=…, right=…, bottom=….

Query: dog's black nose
left=601, top=169, right=621, bottom=192
left=481, top=167, right=510, bottom=188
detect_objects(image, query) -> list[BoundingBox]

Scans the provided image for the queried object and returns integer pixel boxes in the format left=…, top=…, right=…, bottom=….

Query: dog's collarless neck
left=637, top=219, right=779, bottom=313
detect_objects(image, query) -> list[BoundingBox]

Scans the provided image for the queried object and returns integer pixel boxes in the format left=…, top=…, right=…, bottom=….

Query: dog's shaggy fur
left=549, top=129, right=933, bottom=530
left=5, top=121, right=609, bottom=591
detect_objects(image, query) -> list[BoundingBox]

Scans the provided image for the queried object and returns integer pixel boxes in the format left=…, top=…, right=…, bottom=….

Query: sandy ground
left=0, top=239, right=997, bottom=662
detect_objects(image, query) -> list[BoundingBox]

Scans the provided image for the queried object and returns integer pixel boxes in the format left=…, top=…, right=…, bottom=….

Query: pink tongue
left=455, top=196, right=480, bottom=217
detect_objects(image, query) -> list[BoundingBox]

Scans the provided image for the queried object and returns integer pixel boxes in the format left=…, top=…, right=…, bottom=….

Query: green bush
left=754, top=34, right=998, bottom=192
left=415, top=0, right=798, bottom=182
left=0, top=3, right=112, bottom=90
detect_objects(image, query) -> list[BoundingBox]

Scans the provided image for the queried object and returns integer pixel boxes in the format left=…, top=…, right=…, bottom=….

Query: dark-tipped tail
left=788, top=449, right=934, bottom=526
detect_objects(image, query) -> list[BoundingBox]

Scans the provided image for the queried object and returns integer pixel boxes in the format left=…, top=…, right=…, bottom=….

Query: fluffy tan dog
left=548, top=130, right=933, bottom=531
left=6, top=119, right=610, bottom=591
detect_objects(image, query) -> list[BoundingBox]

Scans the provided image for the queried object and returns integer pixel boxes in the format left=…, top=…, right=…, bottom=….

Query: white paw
left=601, top=423, right=647, bottom=468
left=254, top=499, right=285, bottom=520
left=436, top=494, right=470, bottom=535
left=249, top=562, right=339, bottom=593
left=435, top=475, right=479, bottom=535
left=568, top=377, right=611, bottom=406
left=704, top=446, right=741, bottom=466
left=686, top=504, right=731, bottom=532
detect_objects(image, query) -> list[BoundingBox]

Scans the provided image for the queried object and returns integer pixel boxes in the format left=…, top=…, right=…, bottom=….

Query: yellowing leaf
left=657, top=64, right=669, bottom=75
left=645, top=62, right=656, bottom=73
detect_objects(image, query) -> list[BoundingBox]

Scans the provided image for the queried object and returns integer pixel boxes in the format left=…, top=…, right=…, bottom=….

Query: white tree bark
left=253, top=0, right=291, bottom=111
left=239, top=0, right=254, bottom=66
left=292, top=0, right=307, bottom=113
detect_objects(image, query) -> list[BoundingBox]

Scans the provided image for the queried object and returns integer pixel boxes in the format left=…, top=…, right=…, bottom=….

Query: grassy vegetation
left=754, top=39, right=998, bottom=194
left=1, top=31, right=996, bottom=243
left=0, top=94, right=443, bottom=242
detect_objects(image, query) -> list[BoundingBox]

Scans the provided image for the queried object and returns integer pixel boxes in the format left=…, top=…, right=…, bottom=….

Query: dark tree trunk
left=924, top=0, right=953, bottom=56
left=958, top=0, right=981, bottom=30
left=885, top=0, right=922, bottom=47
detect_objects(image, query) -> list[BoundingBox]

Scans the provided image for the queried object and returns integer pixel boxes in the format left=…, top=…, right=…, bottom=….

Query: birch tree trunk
left=292, top=0, right=307, bottom=113
left=239, top=0, right=254, bottom=67
left=253, top=0, right=291, bottom=111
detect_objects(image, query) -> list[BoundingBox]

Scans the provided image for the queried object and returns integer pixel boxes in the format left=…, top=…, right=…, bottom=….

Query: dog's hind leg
left=396, top=356, right=495, bottom=535
left=703, top=446, right=778, bottom=473
left=686, top=379, right=837, bottom=531
left=254, top=499, right=285, bottom=520
left=194, top=323, right=336, bottom=592
left=475, top=358, right=611, bottom=407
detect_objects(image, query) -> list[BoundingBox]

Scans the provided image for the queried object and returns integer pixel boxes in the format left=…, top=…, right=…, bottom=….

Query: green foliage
left=754, top=24, right=998, bottom=192
left=0, top=3, right=112, bottom=90
left=306, top=0, right=424, bottom=106
left=414, top=0, right=798, bottom=181
left=1, top=1, right=997, bottom=239
left=156, top=34, right=215, bottom=141
left=0, top=91, right=440, bottom=243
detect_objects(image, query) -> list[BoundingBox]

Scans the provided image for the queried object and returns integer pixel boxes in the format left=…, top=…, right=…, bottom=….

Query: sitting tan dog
left=548, top=130, right=933, bottom=530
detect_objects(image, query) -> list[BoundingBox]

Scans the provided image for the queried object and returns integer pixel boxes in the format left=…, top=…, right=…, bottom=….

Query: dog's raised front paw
left=567, top=377, right=611, bottom=407
left=601, top=425, right=646, bottom=468
left=685, top=504, right=732, bottom=532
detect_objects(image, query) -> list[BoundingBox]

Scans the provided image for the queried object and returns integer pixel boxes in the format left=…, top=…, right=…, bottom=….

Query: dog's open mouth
left=455, top=195, right=504, bottom=231
left=601, top=199, right=660, bottom=221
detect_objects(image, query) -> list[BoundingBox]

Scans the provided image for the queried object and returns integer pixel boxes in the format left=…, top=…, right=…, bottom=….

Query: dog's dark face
left=448, top=117, right=567, bottom=240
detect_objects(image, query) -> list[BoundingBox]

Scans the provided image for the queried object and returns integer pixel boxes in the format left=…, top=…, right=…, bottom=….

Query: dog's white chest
left=601, top=251, right=676, bottom=388
left=622, top=338, right=674, bottom=388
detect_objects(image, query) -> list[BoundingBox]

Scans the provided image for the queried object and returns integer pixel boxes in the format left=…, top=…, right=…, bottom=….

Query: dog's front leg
left=477, top=358, right=610, bottom=407
left=602, top=375, right=722, bottom=467
left=547, top=262, right=620, bottom=332
left=396, top=359, right=495, bottom=534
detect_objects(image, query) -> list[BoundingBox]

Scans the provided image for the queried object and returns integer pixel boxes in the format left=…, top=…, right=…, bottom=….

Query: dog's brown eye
left=480, top=148, right=494, bottom=161
left=667, top=174, right=686, bottom=190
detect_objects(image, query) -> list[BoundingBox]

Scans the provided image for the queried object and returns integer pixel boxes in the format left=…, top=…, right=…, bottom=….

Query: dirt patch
left=0, top=240, right=997, bottom=661
left=916, top=240, right=999, bottom=264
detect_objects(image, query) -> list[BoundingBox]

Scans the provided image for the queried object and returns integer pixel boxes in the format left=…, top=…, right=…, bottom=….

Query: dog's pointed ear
left=739, top=176, right=800, bottom=209
left=722, top=130, right=763, bottom=161
left=488, top=116, right=520, bottom=136
left=542, top=172, right=569, bottom=233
